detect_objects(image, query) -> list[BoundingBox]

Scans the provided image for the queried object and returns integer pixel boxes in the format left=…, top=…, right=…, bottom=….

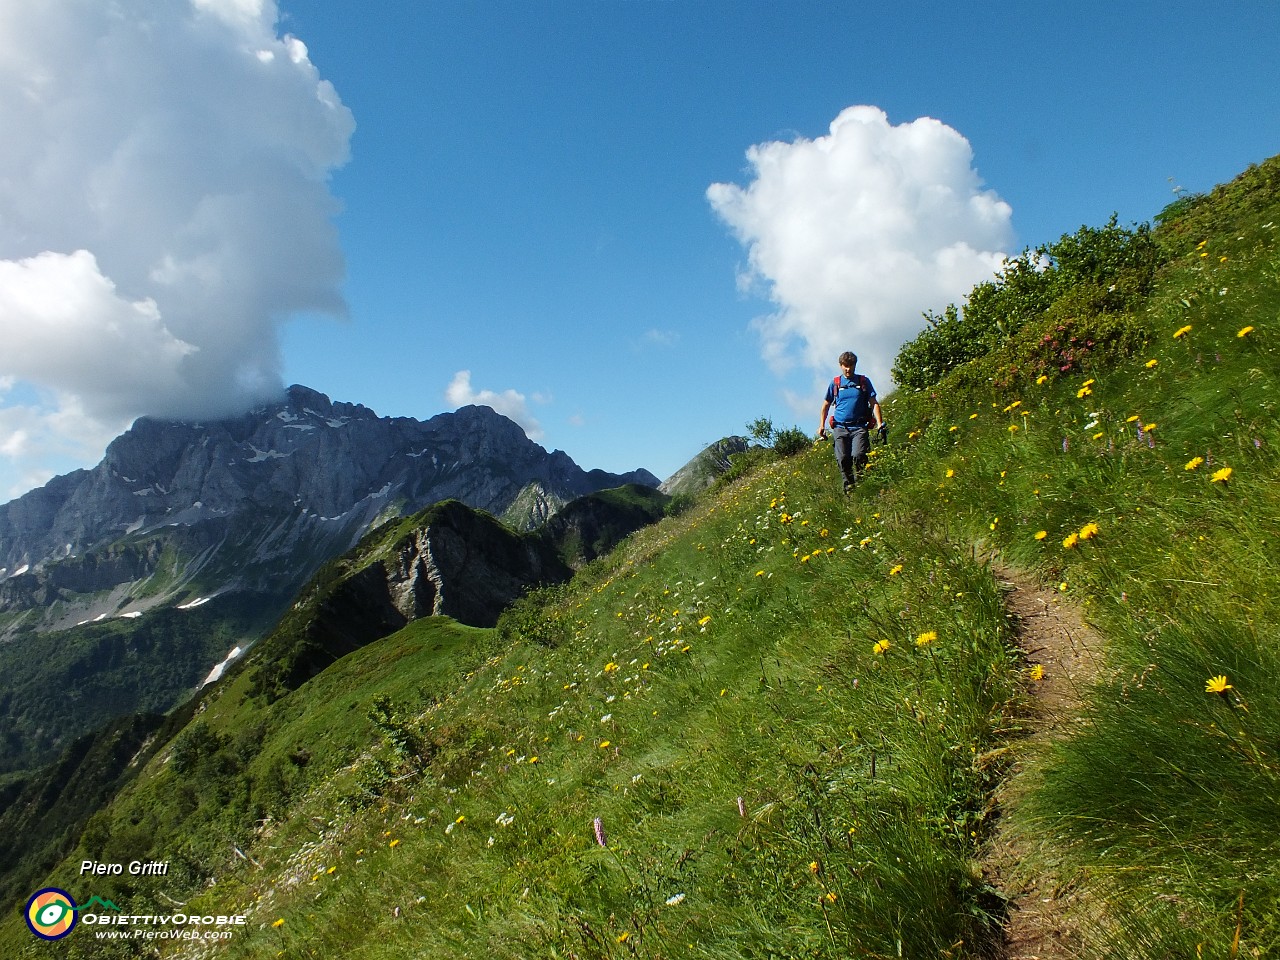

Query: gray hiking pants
left=832, top=425, right=870, bottom=484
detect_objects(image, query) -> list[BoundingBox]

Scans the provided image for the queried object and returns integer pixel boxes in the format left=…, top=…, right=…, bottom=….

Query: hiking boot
left=843, top=478, right=855, bottom=494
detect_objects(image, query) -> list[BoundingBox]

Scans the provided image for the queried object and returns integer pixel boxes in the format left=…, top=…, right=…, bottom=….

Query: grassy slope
left=4, top=157, right=1278, bottom=959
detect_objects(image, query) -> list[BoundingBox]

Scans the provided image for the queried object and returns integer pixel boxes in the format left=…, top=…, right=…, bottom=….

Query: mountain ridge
left=0, top=385, right=658, bottom=637
left=0, top=388, right=660, bottom=776
left=3, top=153, right=1278, bottom=959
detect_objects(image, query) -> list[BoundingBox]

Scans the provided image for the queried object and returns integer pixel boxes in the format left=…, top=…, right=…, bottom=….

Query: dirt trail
left=982, top=564, right=1107, bottom=960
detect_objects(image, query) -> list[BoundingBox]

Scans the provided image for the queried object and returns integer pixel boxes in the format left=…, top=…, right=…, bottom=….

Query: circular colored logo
left=25, top=888, right=78, bottom=941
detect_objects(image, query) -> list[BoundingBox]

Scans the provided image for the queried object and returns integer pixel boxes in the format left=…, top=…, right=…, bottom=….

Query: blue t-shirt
left=826, top=374, right=876, bottom=427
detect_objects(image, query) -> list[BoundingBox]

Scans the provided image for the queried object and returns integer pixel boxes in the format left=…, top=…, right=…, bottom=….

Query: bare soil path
left=982, top=564, right=1107, bottom=960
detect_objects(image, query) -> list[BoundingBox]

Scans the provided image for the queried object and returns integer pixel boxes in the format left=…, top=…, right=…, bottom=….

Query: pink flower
left=593, top=817, right=607, bottom=847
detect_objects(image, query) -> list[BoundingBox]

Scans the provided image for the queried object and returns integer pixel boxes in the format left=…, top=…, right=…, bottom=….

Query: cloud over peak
left=708, top=105, right=1013, bottom=393
left=0, top=0, right=354, bottom=499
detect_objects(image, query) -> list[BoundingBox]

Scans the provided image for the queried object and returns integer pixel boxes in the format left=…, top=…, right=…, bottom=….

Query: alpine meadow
left=4, top=155, right=1279, bottom=959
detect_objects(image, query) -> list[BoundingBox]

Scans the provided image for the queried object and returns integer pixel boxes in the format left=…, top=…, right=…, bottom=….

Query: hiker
left=817, top=351, right=884, bottom=493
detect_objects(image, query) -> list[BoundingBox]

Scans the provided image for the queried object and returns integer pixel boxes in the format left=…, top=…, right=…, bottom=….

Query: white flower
left=665, top=893, right=686, bottom=906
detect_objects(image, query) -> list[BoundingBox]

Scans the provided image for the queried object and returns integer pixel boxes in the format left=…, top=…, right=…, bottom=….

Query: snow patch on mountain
left=201, top=645, right=244, bottom=687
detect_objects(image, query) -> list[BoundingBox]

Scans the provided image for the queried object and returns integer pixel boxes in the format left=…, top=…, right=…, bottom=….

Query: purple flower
left=737, top=796, right=746, bottom=818
left=1062, top=438, right=1069, bottom=453
left=593, top=817, right=607, bottom=848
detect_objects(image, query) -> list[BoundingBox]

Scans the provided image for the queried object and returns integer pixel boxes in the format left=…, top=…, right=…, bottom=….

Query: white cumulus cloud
left=708, top=105, right=1014, bottom=397
left=0, top=0, right=354, bottom=502
left=446, top=371, right=545, bottom=441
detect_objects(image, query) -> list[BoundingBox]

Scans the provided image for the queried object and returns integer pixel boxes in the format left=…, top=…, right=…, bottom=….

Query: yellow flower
left=1062, top=532, right=1079, bottom=550
left=600, top=740, right=611, bottom=748
left=616, top=932, right=631, bottom=944
left=809, top=861, right=821, bottom=874
left=969, top=412, right=979, bottom=420
left=1185, top=456, right=1204, bottom=471
left=1125, top=415, right=1140, bottom=423
left=1077, top=386, right=1092, bottom=398
left=1237, top=325, right=1254, bottom=338
left=1174, top=324, right=1192, bottom=339
left=915, top=630, right=937, bottom=647
left=755, top=570, right=766, bottom=577
left=1036, top=374, right=1048, bottom=385
left=824, top=891, right=838, bottom=903
left=945, top=468, right=955, bottom=479
left=1028, top=664, right=1044, bottom=682
left=1211, top=466, right=1232, bottom=484
left=604, top=661, right=619, bottom=672
left=949, top=425, right=959, bottom=433
left=389, top=838, right=400, bottom=848
left=1008, top=424, right=1020, bottom=433
left=273, top=918, right=286, bottom=928
left=698, top=615, right=712, bottom=627
left=1079, top=522, right=1099, bottom=540
left=1205, top=675, right=1233, bottom=694
left=1145, top=358, right=1159, bottom=368
left=1034, top=530, right=1048, bottom=541
left=872, top=639, right=890, bottom=655
left=889, top=564, right=903, bottom=576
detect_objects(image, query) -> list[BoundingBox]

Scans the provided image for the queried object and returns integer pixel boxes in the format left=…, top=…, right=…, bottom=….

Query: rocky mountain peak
left=0, top=386, right=658, bottom=634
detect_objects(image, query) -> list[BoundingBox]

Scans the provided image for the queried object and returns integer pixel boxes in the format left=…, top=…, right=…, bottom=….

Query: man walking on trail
left=818, top=351, right=884, bottom=493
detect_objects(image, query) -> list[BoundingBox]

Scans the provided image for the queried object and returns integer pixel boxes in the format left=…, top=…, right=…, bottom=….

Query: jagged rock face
left=254, top=500, right=576, bottom=697
left=0, top=386, right=658, bottom=631
left=383, top=501, right=571, bottom=627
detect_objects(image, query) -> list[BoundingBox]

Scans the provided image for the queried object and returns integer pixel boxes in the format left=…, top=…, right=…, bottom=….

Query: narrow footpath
left=982, top=565, right=1106, bottom=960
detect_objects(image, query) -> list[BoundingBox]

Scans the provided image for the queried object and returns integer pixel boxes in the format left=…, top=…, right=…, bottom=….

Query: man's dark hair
left=838, top=351, right=858, bottom=368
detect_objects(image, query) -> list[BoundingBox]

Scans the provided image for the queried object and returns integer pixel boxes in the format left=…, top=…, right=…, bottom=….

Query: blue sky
left=1, top=0, right=1277, bottom=502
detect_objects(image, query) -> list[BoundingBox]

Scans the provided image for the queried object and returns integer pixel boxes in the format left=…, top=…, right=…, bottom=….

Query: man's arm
left=818, top=398, right=831, bottom=438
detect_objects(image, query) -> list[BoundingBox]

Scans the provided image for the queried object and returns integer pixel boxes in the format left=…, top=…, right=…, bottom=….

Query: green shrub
left=894, top=216, right=1166, bottom=392
left=772, top=425, right=812, bottom=457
